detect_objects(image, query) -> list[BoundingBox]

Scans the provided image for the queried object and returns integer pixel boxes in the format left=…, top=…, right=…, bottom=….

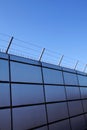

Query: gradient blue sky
left=0, top=0, right=87, bottom=64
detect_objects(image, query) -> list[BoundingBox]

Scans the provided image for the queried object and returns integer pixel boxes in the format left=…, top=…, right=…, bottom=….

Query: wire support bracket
left=58, top=55, right=64, bottom=66
left=39, top=48, right=45, bottom=61
left=6, top=36, right=14, bottom=54
left=74, top=60, right=79, bottom=70
left=83, top=64, right=87, bottom=73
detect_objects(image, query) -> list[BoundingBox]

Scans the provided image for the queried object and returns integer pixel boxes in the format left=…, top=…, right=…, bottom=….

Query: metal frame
left=0, top=54, right=87, bottom=129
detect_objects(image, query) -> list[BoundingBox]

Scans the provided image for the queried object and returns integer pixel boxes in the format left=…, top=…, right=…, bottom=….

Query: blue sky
left=0, top=0, right=87, bottom=70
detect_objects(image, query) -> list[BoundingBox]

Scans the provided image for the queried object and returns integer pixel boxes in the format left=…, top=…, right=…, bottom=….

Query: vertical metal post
left=8, top=55, right=13, bottom=130
left=58, top=55, right=64, bottom=66
left=39, top=48, right=45, bottom=61
left=6, top=36, right=14, bottom=54
left=83, top=64, right=87, bottom=73
left=74, top=60, right=79, bottom=70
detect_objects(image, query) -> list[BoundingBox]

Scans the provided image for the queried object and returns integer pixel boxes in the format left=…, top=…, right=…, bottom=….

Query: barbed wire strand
left=0, top=32, right=87, bottom=72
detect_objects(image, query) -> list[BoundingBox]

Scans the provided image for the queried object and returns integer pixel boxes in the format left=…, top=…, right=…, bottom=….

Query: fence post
left=83, top=64, right=87, bottom=73
left=6, top=36, right=14, bottom=54
left=58, top=55, right=64, bottom=66
left=74, top=60, right=79, bottom=70
left=39, top=48, right=45, bottom=61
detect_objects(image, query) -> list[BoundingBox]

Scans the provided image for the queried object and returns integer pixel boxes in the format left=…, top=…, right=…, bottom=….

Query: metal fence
left=0, top=32, right=87, bottom=73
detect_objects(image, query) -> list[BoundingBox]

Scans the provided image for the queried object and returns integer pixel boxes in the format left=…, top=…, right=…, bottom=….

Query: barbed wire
left=11, top=43, right=42, bottom=53
left=0, top=33, right=11, bottom=37
left=14, top=37, right=42, bottom=49
left=0, top=32, right=87, bottom=72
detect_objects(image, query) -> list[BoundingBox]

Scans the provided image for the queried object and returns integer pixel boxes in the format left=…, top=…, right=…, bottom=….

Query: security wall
left=0, top=52, right=87, bottom=130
